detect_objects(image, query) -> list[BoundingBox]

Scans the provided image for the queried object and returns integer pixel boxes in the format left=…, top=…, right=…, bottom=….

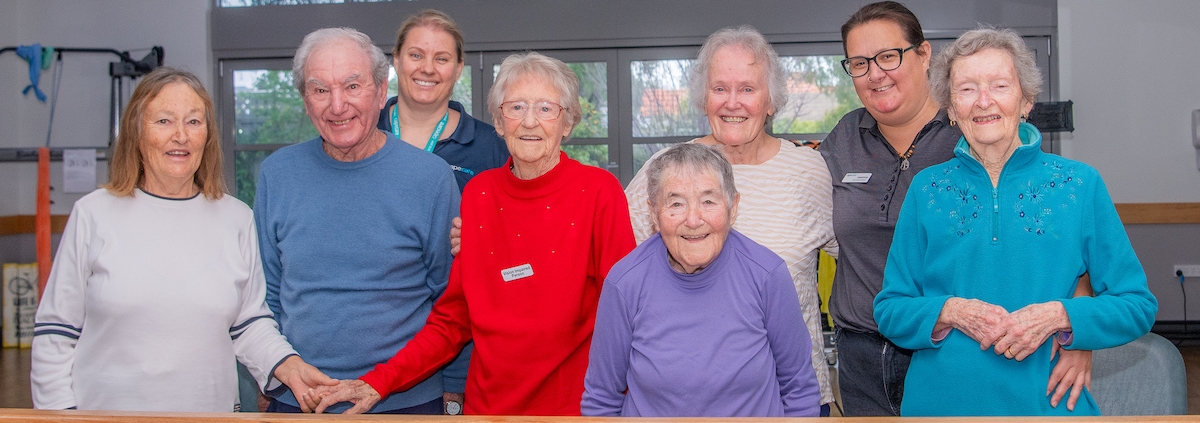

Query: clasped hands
left=939, top=297, right=1090, bottom=410
left=941, top=297, right=1070, bottom=361
left=297, top=379, right=382, bottom=414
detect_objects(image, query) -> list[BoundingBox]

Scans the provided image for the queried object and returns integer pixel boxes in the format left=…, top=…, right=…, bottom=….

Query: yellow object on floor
left=817, top=250, right=835, bottom=329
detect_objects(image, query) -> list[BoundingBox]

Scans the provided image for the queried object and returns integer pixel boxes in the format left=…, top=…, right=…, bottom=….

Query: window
left=228, top=66, right=314, bottom=206
left=220, top=58, right=472, bottom=205
left=221, top=39, right=1051, bottom=194
left=484, top=52, right=617, bottom=171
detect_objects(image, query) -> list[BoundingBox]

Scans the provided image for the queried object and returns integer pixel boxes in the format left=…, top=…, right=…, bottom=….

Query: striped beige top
left=626, top=138, right=838, bottom=406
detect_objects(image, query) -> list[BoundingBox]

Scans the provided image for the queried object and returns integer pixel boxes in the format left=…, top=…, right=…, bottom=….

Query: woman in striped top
left=624, top=25, right=837, bottom=416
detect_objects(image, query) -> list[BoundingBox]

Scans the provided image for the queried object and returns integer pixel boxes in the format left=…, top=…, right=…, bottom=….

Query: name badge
left=842, top=173, right=872, bottom=184
left=501, top=263, right=534, bottom=282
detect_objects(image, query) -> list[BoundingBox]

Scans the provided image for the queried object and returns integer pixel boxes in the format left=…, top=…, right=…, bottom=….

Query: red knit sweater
left=360, top=153, right=635, bottom=415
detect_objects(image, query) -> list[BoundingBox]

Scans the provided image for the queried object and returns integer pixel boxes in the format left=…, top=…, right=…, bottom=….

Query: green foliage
left=567, top=63, right=608, bottom=138
left=235, top=71, right=315, bottom=145
left=232, top=70, right=317, bottom=206
left=572, top=98, right=606, bottom=139
left=771, top=56, right=863, bottom=136
left=562, top=144, right=608, bottom=168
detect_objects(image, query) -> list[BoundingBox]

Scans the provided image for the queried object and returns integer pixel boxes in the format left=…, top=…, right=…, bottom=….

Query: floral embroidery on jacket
left=1012, top=159, right=1083, bottom=236
left=919, top=159, right=1083, bottom=238
left=921, top=164, right=982, bottom=237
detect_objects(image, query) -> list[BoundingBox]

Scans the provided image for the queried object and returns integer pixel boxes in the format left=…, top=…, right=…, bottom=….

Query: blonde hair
left=393, top=9, right=464, bottom=63
left=105, top=67, right=226, bottom=199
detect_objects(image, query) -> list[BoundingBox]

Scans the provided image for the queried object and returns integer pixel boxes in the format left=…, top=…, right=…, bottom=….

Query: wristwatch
left=445, top=400, right=463, bottom=415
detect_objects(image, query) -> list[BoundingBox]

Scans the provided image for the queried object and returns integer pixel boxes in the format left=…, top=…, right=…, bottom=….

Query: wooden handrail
left=1114, top=203, right=1200, bottom=224
left=0, top=214, right=68, bottom=237
left=0, top=202, right=1196, bottom=238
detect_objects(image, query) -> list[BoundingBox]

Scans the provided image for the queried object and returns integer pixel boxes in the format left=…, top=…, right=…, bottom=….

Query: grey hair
left=487, top=52, right=582, bottom=138
left=646, top=143, right=738, bottom=211
left=688, top=26, right=788, bottom=118
left=292, top=27, right=390, bottom=95
left=930, top=26, right=1043, bottom=109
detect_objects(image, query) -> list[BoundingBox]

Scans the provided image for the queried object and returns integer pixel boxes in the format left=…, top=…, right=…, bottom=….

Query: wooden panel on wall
left=0, top=204, right=1196, bottom=236
left=0, top=215, right=69, bottom=237
left=1116, top=203, right=1200, bottom=225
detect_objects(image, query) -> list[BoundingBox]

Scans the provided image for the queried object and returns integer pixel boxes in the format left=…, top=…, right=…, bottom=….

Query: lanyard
left=391, top=105, right=449, bottom=153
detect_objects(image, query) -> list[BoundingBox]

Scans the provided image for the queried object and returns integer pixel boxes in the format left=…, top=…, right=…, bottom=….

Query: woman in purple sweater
left=582, top=143, right=819, bottom=417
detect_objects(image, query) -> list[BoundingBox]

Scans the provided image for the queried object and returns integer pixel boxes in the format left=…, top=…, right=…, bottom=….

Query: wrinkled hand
left=994, top=302, right=1070, bottom=361
left=940, top=297, right=1010, bottom=350
left=314, top=379, right=382, bottom=414
left=1047, top=341, right=1091, bottom=411
left=272, top=356, right=337, bottom=413
left=450, top=217, right=462, bottom=256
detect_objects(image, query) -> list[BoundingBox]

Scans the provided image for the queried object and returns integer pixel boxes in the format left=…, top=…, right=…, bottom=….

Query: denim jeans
left=834, top=327, right=913, bottom=416
left=267, top=397, right=441, bottom=414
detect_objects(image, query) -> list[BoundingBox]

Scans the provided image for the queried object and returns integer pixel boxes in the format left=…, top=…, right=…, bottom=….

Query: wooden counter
left=0, top=409, right=1194, bottom=423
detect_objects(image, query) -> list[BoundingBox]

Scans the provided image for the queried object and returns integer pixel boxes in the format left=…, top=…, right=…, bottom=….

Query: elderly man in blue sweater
left=253, top=27, right=463, bottom=414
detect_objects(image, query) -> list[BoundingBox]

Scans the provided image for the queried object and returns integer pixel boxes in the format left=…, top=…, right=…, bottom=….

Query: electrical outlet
left=1176, top=265, right=1200, bottom=278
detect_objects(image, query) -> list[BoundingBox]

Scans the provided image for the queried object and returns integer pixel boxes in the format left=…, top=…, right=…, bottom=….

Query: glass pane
left=632, top=142, right=676, bottom=175
left=492, top=62, right=607, bottom=138
left=234, top=150, right=274, bottom=206
left=562, top=144, right=609, bottom=169
left=630, top=59, right=707, bottom=138
left=773, top=55, right=863, bottom=134
left=388, top=65, right=473, bottom=113
left=567, top=63, right=607, bottom=138
left=234, top=70, right=316, bottom=145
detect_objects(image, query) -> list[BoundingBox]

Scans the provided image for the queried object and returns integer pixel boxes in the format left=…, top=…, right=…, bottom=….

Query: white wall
left=0, top=0, right=210, bottom=216
left=1058, top=0, right=1200, bottom=203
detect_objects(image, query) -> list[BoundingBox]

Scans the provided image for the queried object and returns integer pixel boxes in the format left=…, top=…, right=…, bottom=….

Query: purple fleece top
left=582, top=229, right=819, bottom=417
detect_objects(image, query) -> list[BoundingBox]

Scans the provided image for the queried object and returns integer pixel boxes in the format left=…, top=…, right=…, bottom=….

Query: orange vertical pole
left=36, top=147, right=51, bottom=297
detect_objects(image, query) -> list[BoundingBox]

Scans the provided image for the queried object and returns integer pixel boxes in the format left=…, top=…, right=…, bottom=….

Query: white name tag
left=842, top=173, right=872, bottom=184
left=501, top=263, right=534, bottom=282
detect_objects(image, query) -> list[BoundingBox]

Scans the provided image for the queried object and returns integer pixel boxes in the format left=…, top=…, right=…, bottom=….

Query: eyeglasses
left=499, top=101, right=565, bottom=121
left=841, top=45, right=917, bottom=78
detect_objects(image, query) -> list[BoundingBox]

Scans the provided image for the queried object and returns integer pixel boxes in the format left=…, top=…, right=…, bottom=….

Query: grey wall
left=1057, top=0, right=1200, bottom=203
left=1057, top=0, right=1200, bottom=322
left=211, top=0, right=1057, bottom=58
left=0, top=0, right=209, bottom=264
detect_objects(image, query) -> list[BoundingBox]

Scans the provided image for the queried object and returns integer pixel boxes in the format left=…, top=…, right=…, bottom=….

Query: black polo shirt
left=820, top=107, right=961, bottom=333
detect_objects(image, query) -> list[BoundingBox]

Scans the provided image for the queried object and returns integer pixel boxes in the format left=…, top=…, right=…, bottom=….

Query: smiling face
left=395, top=25, right=464, bottom=107
left=652, top=166, right=738, bottom=274
left=494, top=75, right=571, bottom=171
left=704, top=46, right=773, bottom=147
left=946, top=48, right=1033, bottom=151
left=302, top=37, right=388, bottom=157
left=844, top=19, right=932, bottom=126
left=139, top=82, right=206, bottom=195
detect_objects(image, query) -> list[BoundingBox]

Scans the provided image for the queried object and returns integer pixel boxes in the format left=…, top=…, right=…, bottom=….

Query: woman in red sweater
left=312, top=52, right=636, bottom=416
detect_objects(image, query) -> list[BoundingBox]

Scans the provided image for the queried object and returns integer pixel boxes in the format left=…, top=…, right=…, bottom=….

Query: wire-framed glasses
left=499, top=101, right=565, bottom=121
left=841, top=45, right=917, bottom=77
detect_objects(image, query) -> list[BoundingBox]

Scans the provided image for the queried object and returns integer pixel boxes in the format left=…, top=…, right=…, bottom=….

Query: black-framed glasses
left=499, top=101, right=565, bottom=121
left=841, top=44, right=917, bottom=78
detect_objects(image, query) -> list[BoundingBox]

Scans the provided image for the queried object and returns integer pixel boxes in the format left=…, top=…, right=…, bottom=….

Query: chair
left=237, top=362, right=261, bottom=412
left=1090, top=332, right=1187, bottom=415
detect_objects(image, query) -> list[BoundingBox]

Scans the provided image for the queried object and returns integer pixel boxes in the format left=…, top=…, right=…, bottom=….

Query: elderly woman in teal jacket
left=873, top=27, right=1157, bottom=416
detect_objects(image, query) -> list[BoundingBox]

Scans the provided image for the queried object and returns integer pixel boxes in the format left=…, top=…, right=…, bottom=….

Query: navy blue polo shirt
left=378, top=99, right=510, bottom=192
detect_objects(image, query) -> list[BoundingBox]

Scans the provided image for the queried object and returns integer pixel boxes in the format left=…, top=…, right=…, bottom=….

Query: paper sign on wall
left=63, top=149, right=96, bottom=193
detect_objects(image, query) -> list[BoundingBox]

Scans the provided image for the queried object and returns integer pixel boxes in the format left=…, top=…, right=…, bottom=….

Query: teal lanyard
left=391, top=105, right=449, bottom=153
